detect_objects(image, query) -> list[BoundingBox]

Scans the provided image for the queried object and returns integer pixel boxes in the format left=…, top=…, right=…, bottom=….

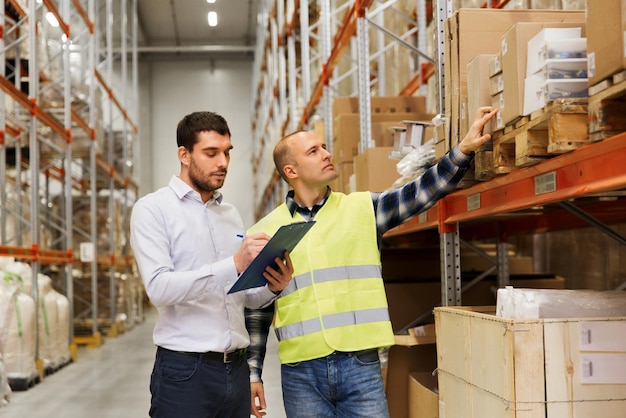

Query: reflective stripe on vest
left=281, top=264, right=381, bottom=297
left=275, top=307, right=390, bottom=341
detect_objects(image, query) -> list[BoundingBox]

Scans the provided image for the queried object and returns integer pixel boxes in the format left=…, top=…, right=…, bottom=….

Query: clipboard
left=227, top=221, right=316, bottom=294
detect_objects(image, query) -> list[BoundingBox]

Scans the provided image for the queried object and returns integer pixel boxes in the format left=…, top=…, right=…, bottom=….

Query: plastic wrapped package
left=0, top=280, right=13, bottom=406
left=497, top=286, right=626, bottom=319
left=37, top=274, right=60, bottom=371
left=55, top=292, right=71, bottom=366
left=2, top=271, right=38, bottom=389
left=391, top=139, right=435, bottom=189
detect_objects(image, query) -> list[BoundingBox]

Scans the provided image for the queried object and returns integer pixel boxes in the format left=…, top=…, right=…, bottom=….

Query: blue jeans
left=281, top=349, right=390, bottom=418
left=149, top=347, right=250, bottom=418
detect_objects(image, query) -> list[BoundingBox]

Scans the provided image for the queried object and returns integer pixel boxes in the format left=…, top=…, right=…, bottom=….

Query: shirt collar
left=169, top=175, right=223, bottom=204
left=286, top=186, right=331, bottom=218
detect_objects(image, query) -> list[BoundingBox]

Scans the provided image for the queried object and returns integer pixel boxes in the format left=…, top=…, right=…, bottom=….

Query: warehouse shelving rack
left=251, top=0, right=434, bottom=220
left=0, top=0, right=139, bottom=374
left=250, top=0, right=626, bottom=311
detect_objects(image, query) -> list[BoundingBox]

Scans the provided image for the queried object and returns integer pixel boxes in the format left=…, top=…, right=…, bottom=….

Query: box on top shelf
left=586, top=0, right=626, bottom=86
left=444, top=8, right=585, bottom=143
left=332, top=113, right=434, bottom=164
left=332, top=96, right=426, bottom=119
left=467, top=54, right=495, bottom=136
left=526, top=27, right=583, bottom=75
left=435, top=306, right=626, bottom=418
left=500, top=22, right=585, bottom=128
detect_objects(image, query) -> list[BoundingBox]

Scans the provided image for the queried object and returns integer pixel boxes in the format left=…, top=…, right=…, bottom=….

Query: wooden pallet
left=588, top=70, right=626, bottom=142
left=489, top=98, right=588, bottom=175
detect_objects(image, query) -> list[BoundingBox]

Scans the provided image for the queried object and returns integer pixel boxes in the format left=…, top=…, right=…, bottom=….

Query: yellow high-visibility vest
left=248, top=191, right=395, bottom=364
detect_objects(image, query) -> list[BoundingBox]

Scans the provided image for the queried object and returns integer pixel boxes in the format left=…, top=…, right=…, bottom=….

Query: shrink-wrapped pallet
left=2, top=271, right=37, bottom=389
left=496, top=286, right=626, bottom=319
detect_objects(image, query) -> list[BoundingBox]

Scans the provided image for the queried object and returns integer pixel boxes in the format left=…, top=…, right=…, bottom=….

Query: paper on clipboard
left=227, top=221, right=316, bottom=294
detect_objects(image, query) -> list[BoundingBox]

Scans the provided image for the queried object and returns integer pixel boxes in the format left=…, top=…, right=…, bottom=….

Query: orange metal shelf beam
left=443, top=133, right=626, bottom=223
left=72, top=0, right=94, bottom=34
left=386, top=133, right=626, bottom=237
left=0, top=244, right=71, bottom=264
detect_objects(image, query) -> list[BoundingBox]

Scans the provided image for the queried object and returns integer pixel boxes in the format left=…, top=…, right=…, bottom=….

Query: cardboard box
left=489, top=73, right=504, bottom=96
left=386, top=344, right=437, bottom=418
left=435, top=306, right=626, bottom=418
left=353, top=147, right=399, bottom=192
left=333, top=113, right=434, bottom=163
left=489, top=52, right=502, bottom=77
left=526, top=27, right=583, bottom=76
left=332, top=96, right=427, bottom=118
left=445, top=9, right=585, bottom=143
left=500, top=22, right=585, bottom=127
left=467, top=55, right=495, bottom=135
left=587, top=0, right=626, bottom=86
left=408, top=373, right=439, bottom=418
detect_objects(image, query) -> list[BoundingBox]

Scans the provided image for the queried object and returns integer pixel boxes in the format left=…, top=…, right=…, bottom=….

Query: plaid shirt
left=245, top=146, right=473, bottom=382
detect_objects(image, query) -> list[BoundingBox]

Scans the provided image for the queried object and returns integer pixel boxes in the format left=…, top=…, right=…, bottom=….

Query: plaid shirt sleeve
left=245, top=303, right=275, bottom=383
left=373, top=146, right=473, bottom=233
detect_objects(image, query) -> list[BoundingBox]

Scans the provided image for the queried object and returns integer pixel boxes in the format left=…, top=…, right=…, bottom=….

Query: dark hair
left=176, top=111, right=231, bottom=150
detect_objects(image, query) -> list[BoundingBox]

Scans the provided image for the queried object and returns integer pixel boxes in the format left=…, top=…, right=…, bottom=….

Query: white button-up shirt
left=130, top=175, right=275, bottom=352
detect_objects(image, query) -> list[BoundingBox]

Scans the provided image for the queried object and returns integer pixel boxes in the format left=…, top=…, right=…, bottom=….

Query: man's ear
left=178, top=146, right=189, bottom=166
left=283, top=164, right=297, bottom=180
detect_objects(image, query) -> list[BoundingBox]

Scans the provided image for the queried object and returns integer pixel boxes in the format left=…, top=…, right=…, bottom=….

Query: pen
left=236, top=234, right=244, bottom=238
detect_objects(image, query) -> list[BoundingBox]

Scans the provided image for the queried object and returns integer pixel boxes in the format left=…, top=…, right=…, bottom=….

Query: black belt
left=158, top=346, right=247, bottom=364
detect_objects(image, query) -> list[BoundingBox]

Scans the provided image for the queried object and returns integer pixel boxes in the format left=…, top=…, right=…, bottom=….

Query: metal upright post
left=356, top=0, right=372, bottom=153
left=106, top=0, right=116, bottom=335
left=28, top=0, right=42, bottom=373
left=61, top=0, right=75, bottom=345
left=435, top=0, right=452, bottom=115
left=89, top=0, right=99, bottom=340
left=320, top=0, right=333, bottom=151
left=287, top=0, right=298, bottom=133
left=417, top=0, right=428, bottom=96
left=375, top=9, right=385, bottom=96
left=277, top=0, right=287, bottom=124
left=300, top=1, right=311, bottom=128
left=440, top=228, right=461, bottom=306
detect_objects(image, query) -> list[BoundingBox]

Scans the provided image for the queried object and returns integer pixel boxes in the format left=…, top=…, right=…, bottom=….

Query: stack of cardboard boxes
left=442, top=8, right=586, bottom=162
left=330, top=96, right=434, bottom=192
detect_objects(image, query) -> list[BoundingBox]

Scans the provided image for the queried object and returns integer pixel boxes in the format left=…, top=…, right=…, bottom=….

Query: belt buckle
left=223, top=352, right=230, bottom=363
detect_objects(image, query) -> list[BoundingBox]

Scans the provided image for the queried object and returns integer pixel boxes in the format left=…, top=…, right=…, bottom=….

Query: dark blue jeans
left=281, top=349, right=390, bottom=418
left=149, top=347, right=250, bottom=418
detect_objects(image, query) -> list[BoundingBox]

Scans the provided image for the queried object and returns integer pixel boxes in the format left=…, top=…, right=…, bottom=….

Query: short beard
left=188, top=159, right=226, bottom=194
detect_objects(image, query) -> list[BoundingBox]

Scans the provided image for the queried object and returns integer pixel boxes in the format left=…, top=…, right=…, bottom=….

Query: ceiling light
left=208, top=11, right=218, bottom=27
left=207, top=0, right=216, bottom=3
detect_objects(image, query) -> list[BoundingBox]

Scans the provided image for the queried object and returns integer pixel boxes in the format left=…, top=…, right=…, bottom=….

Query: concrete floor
left=1, top=307, right=286, bottom=418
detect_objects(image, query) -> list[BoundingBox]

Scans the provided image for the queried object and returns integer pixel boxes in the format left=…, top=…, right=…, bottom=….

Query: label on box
left=580, top=321, right=626, bottom=352
left=80, top=242, right=95, bottom=262
left=580, top=353, right=626, bottom=384
left=587, top=52, right=596, bottom=78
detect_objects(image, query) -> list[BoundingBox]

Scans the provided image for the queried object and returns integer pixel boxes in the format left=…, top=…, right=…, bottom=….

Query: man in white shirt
left=130, top=111, right=293, bottom=418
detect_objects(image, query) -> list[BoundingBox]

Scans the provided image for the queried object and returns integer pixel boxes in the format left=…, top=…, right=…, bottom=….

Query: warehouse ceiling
left=136, top=0, right=258, bottom=58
